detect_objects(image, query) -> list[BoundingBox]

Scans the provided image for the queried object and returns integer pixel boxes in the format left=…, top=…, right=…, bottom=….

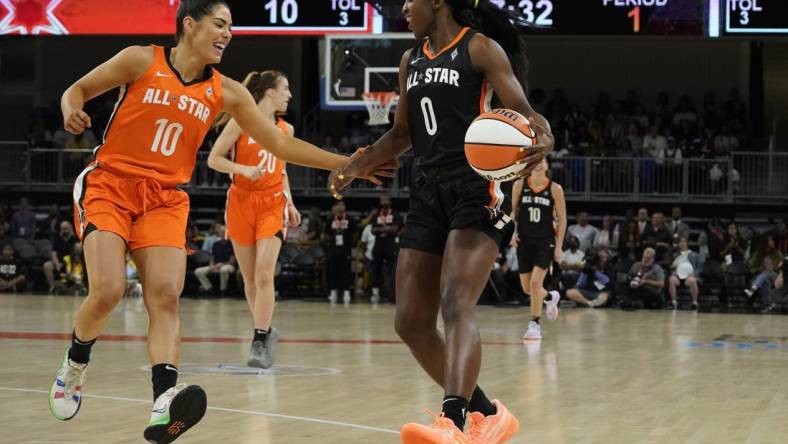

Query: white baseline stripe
left=0, top=386, right=398, bottom=435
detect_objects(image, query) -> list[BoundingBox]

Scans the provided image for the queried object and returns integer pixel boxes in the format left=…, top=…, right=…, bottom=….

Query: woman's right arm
left=62, top=46, right=152, bottom=134
left=222, top=77, right=348, bottom=171
left=328, top=49, right=415, bottom=196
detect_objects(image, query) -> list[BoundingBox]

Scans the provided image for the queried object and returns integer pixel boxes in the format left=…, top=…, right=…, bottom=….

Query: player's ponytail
left=447, top=0, right=531, bottom=91
left=213, top=70, right=287, bottom=129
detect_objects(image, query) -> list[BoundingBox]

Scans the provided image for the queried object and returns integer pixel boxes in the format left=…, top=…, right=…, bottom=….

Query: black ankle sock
left=254, top=328, right=270, bottom=343
left=68, top=331, right=96, bottom=365
left=531, top=316, right=541, bottom=324
left=442, top=395, right=469, bottom=430
left=544, top=292, right=553, bottom=302
left=152, top=363, right=178, bottom=401
left=468, top=386, right=497, bottom=416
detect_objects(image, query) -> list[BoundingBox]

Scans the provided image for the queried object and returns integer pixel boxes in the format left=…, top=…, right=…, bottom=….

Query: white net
left=362, top=92, right=399, bottom=126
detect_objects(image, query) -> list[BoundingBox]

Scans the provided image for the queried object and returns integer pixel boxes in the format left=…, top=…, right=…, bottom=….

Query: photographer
left=619, top=247, right=666, bottom=309
left=566, top=249, right=613, bottom=308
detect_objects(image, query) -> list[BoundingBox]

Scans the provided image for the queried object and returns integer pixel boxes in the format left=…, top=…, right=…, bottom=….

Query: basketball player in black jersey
left=329, top=1, right=554, bottom=442
left=511, top=158, right=566, bottom=340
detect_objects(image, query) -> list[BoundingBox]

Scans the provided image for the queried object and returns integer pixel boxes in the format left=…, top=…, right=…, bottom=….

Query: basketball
left=464, top=108, right=536, bottom=182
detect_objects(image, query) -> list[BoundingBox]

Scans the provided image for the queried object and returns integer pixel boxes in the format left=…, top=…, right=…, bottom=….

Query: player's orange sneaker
left=400, top=411, right=471, bottom=444
left=466, top=400, right=519, bottom=443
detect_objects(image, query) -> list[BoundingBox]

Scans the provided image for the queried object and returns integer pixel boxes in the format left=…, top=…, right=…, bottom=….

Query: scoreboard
left=722, top=0, right=788, bottom=35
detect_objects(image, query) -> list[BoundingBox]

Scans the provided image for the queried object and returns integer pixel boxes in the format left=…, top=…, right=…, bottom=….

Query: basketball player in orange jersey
left=511, top=158, right=567, bottom=340
left=330, top=1, right=554, bottom=443
left=208, top=70, right=299, bottom=369
left=47, top=1, right=392, bottom=443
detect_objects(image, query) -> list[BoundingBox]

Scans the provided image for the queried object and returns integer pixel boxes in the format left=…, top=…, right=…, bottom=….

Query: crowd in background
left=2, top=196, right=786, bottom=315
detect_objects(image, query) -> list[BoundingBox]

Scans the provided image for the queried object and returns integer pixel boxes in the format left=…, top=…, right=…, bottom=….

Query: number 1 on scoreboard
left=628, top=6, right=640, bottom=33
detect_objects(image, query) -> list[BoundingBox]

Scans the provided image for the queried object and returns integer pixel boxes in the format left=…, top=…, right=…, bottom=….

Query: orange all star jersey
left=96, top=45, right=224, bottom=186
left=231, top=118, right=288, bottom=193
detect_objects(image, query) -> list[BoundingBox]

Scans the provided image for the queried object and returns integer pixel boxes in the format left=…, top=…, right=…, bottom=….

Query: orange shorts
left=73, top=164, right=190, bottom=251
left=225, top=185, right=287, bottom=246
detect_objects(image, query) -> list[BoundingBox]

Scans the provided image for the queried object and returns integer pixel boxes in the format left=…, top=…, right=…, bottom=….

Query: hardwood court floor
left=2, top=294, right=788, bottom=444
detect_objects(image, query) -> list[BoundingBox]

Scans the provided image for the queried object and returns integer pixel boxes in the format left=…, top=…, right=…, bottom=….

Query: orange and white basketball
left=464, top=108, right=536, bottom=182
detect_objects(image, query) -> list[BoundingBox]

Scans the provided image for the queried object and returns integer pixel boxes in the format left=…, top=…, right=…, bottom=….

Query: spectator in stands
left=568, top=212, right=598, bottom=253
left=43, top=221, right=78, bottom=293
left=641, top=212, right=673, bottom=263
left=10, top=197, right=36, bottom=239
left=185, top=219, right=201, bottom=251
left=0, top=218, right=10, bottom=245
left=559, top=235, right=585, bottom=290
left=53, top=243, right=86, bottom=295
left=489, top=246, right=524, bottom=305
left=643, top=125, right=667, bottom=159
left=624, top=123, right=644, bottom=157
left=699, top=218, right=726, bottom=263
left=667, top=237, right=702, bottom=310
left=672, top=95, right=697, bottom=126
left=201, top=222, right=221, bottom=252
left=370, top=196, right=402, bottom=303
left=745, top=256, right=780, bottom=313
left=774, top=257, right=786, bottom=303
left=303, top=207, right=324, bottom=243
left=667, top=206, right=690, bottom=246
left=0, top=243, right=26, bottom=292
left=566, top=249, right=613, bottom=308
left=722, top=222, right=747, bottom=265
left=194, top=225, right=236, bottom=297
left=636, top=207, right=649, bottom=235
left=713, top=125, right=739, bottom=157
left=773, top=219, right=788, bottom=254
left=38, top=204, right=62, bottom=240
left=359, top=221, right=376, bottom=297
left=749, top=235, right=783, bottom=274
left=594, top=215, right=619, bottom=253
left=620, top=247, right=666, bottom=309
left=618, top=220, right=642, bottom=262
left=325, top=201, right=356, bottom=304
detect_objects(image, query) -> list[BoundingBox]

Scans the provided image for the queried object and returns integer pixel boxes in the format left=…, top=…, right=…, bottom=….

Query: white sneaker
left=48, top=351, right=87, bottom=421
left=588, top=292, right=609, bottom=308
left=144, top=383, right=207, bottom=444
left=342, top=290, right=351, bottom=304
left=545, top=291, right=561, bottom=321
left=522, top=321, right=542, bottom=340
left=328, top=290, right=337, bottom=303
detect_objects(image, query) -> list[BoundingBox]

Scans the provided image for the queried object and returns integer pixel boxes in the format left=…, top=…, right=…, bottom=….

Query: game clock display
left=493, top=0, right=706, bottom=36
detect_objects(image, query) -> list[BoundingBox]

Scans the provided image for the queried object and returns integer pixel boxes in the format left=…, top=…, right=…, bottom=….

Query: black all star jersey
left=517, top=179, right=555, bottom=240
left=406, top=27, right=493, bottom=170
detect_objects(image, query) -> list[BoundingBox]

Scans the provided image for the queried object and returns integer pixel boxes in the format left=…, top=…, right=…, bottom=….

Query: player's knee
left=255, top=268, right=275, bottom=289
left=89, top=277, right=125, bottom=312
left=528, top=280, right=544, bottom=296
left=394, top=311, right=431, bottom=343
left=145, top=279, right=183, bottom=307
left=440, top=287, right=476, bottom=325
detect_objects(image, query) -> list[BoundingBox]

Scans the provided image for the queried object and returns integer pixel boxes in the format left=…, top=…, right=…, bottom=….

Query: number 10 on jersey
left=150, top=119, right=183, bottom=157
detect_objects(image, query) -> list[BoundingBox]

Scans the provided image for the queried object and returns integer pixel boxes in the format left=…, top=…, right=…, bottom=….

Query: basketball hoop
left=362, top=91, right=399, bottom=126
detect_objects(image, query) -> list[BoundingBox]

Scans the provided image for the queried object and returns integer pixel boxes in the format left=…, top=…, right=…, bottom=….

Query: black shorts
left=399, top=167, right=512, bottom=255
left=516, top=238, right=554, bottom=273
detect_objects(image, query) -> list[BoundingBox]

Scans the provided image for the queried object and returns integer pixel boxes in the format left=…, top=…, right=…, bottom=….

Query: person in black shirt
left=641, top=212, right=673, bottom=264
left=370, top=195, right=403, bottom=303
left=44, top=221, right=79, bottom=292
left=0, top=243, right=26, bottom=292
left=38, top=204, right=62, bottom=241
left=722, top=222, right=747, bottom=264
left=325, top=201, right=357, bottom=304
left=328, top=0, right=554, bottom=438
left=194, top=225, right=236, bottom=296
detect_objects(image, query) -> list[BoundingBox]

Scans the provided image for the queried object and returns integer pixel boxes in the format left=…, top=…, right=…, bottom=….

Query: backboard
left=322, top=33, right=416, bottom=111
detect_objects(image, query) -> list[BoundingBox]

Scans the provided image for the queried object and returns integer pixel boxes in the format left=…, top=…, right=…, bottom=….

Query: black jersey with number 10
left=406, top=27, right=493, bottom=170
left=517, top=179, right=555, bottom=240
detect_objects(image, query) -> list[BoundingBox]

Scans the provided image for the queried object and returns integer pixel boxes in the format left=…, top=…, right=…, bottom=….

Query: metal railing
left=4, top=143, right=787, bottom=204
